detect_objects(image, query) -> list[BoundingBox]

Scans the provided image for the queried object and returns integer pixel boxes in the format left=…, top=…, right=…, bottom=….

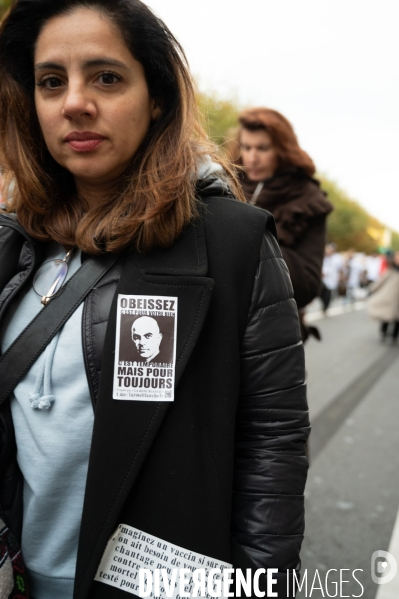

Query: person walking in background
left=366, top=252, right=383, bottom=285
left=344, top=249, right=367, bottom=303
left=321, top=242, right=343, bottom=312
left=368, top=251, right=399, bottom=344
left=229, top=107, right=333, bottom=339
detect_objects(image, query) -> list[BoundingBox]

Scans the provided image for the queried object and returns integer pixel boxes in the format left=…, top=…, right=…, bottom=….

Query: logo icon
left=371, top=550, right=397, bottom=584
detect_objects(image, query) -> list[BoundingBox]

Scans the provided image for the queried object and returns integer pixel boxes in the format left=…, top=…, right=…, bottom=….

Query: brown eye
left=39, top=76, right=62, bottom=89
left=99, top=72, right=121, bottom=85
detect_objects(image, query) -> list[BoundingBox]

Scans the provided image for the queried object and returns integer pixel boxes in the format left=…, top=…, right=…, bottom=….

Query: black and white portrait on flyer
left=113, top=295, right=178, bottom=401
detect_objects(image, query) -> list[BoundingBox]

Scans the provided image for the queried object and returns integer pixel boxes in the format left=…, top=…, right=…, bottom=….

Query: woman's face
left=34, top=8, right=160, bottom=193
left=240, top=128, right=279, bottom=182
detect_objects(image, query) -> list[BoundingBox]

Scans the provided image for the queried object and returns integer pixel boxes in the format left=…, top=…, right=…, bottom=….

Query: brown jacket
left=241, top=168, right=333, bottom=309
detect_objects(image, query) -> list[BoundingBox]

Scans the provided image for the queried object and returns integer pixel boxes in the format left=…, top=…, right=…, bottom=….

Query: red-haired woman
left=232, top=108, right=333, bottom=326
left=0, top=3, right=308, bottom=597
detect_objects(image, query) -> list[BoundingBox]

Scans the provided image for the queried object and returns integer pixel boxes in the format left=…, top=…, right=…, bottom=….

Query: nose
left=62, top=81, right=97, bottom=121
left=248, top=148, right=259, bottom=164
left=243, top=148, right=258, bottom=168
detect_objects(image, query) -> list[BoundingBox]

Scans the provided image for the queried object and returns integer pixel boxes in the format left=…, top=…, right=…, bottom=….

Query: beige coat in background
left=368, top=268, right=399, bottom=321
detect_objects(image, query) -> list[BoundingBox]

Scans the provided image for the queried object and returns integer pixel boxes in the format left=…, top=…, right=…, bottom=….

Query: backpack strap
left=0, top=253, right=118, bottom=405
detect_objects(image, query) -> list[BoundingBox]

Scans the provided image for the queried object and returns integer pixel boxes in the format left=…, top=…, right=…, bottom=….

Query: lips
left=63, top=131, right=106, bottom=152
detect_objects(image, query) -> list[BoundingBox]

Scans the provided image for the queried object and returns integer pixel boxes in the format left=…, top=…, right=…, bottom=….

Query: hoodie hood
left=196, top=157, right=234, bottom=199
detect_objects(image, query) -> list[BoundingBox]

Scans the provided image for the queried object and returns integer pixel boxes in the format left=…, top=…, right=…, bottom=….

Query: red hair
left=232, top=107, right=315, bottom=176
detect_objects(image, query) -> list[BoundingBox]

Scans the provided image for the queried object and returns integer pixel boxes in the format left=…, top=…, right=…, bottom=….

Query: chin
left=247, top=174, right=266, bottom=182
left=68, top=163, right=117, bottom=184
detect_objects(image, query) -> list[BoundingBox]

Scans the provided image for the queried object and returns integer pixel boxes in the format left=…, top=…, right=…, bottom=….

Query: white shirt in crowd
left=366, top=255, right=382, bottom=282
left=322, top=252, right=343, bottom=290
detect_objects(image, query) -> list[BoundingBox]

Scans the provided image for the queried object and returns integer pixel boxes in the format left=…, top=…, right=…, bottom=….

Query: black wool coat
left=0, top=185, right=310, bottom=599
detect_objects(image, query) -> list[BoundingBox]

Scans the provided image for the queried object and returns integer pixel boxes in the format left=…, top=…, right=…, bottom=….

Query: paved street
left=297, top=306, right=399, bottom=599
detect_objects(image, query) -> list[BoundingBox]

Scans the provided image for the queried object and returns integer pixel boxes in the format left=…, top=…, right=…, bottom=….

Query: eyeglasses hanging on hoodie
left=33, top=249, right=74, bottom=305
left=30, top=248, right=75, bottom=409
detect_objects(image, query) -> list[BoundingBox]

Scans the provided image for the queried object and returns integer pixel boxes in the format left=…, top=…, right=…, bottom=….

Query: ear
left=151, top=97, right=163, bottom=120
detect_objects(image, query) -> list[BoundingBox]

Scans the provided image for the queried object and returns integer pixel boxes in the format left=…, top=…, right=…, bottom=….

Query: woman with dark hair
left=230, top=107, right=333, bottom=319
left=0, top=3, right=309, bottom=598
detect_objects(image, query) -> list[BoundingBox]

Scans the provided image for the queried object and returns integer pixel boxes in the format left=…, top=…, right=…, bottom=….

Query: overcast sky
left=147, top=0, right=399, bottom=231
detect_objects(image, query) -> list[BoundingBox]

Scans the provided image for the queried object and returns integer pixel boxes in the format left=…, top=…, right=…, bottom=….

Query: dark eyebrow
left=35, top=61, right=64, bottom=71
left=83, top=58, right=129, bottom=70
left=35, top=58, right=129, bottom=71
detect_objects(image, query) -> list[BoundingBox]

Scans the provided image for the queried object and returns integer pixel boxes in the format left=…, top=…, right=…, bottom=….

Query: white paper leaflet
left=95, top=524, right=233, bottom=598
left=113, top=295, right=178, bottom=401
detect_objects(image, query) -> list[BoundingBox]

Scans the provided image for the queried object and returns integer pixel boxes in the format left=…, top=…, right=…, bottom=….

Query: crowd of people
left=320, top=244, right=399, bottom=343
left=322, top=245, right=385, bottom=305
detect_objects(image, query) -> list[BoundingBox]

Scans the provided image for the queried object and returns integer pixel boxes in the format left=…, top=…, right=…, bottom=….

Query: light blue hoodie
left=0, top=244, right=94, bottom=599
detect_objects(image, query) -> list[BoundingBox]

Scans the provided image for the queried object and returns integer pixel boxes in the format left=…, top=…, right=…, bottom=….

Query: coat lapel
left=74, top=219, right=214, bottom=599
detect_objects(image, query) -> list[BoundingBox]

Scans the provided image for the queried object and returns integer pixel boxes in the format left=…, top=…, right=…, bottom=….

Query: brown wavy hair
left=229, top=107, right=315, bottom=176
left=0, top=0, right=243, bottom=254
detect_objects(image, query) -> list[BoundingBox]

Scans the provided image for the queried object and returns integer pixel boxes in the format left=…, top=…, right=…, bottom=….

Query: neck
left=74, top=178, right=119, bottom=210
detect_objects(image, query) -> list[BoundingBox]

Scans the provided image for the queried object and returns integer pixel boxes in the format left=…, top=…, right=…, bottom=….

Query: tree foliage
left=320, top=178, right=376, bottom=252
left=197, top=91, right=240, bottom=148
left=0, top=0, right=11, bottom=18
left=390, top=231, right=399, bottom=251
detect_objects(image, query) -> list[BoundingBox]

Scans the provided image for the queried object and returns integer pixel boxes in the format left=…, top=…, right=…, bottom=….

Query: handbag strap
left=0, top=252, right=119, bottom=406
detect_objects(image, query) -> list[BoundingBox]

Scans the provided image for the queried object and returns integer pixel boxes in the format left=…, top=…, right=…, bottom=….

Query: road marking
left=309, top=349, right=399, bottom=459
left=375, top=507, right=399, bottom=599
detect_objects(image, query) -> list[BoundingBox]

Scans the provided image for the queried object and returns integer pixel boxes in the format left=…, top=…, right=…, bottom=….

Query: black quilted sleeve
left=232, top=225, right=310, bottom=589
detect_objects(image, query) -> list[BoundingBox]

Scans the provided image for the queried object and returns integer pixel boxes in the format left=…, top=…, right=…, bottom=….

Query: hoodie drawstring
left=29, top=332, right=60, bottom=410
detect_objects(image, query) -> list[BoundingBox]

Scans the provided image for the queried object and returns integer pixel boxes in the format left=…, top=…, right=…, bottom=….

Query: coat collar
left=74, top=216, right=214, bottom=599
left=132, top=212, right=208, bottom=276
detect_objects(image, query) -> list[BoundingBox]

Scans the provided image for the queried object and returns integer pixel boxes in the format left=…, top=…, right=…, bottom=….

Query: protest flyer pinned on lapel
left=113, top=295, right=178, bottom=401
